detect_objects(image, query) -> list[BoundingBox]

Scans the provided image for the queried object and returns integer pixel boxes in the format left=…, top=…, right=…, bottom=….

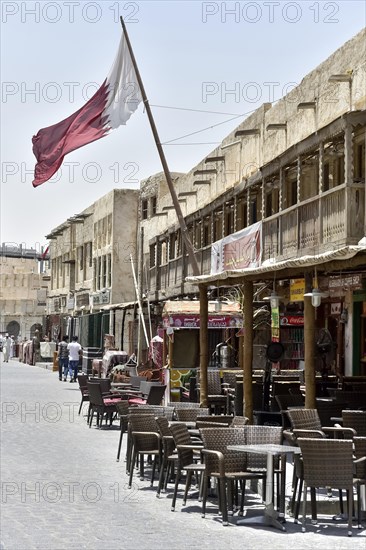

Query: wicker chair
left=297, top=438, right=355, bottom=536
left=231, top=416, right=249, bottom=427
left=341, top=410, right=366, bottom=436
left=242, top=425, right=284, bottom=513
left=206, top=370, right=227, bottom=414
left=76, top=374, right=90, bottom=417
left=116, top=400, right=129, bottom=462
left=169, top=423, right=205, bottom=512
left=155, top=416, right=177, bottom=497
left=194, top=415, right=234, bottom=426
left=87, top=381, right=121, bottom=428
left=200, top=427, right=265, bottom=525
left=353, top=436, right=366, bottom=528
left=285, top=409, right=355, bottom=520
left=275, top=393, right=304, bottom=429
left=128, top=384, right=166, bottom=406
left=126, top=406, right=173, bottom=472
left=315, top=398, right=349, bottom=427
left=128, top=414, right=161, bottom=489
left=175, top=407, right=209, bottom=423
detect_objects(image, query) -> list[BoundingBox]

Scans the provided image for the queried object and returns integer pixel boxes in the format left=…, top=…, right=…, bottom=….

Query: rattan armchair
left=169, top=423, right=205, bottom=512
left=115, top=400, right=129, bottom=462
left=128, top=414, right=161, bottom=489
left=87, top=381, right=121, bottom=428
left=175, top=407, right=209, bottom=423
left=353, top=436, right=366, bottom=528
left=341, top=410, right=366, bottom=436
left=200, top=427, right=265, bottom=525
left=297, top=438, right=356, bottom=536
left=155, top=416, right=177, bottom=497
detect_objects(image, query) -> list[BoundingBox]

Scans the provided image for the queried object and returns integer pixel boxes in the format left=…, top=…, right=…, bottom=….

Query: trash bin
left=82, top=347, right=103, bottom=375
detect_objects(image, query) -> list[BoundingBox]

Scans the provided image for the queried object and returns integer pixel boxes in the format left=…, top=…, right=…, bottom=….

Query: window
left=79, top=246, right=84, bottom=271
left=87, top=242, right=93, bottom=268
left=142, top=199, right=148, bottom=220
left=203, top=220, right=210, bottom=247
left=169, top=233, right=176, bottom=260
left=290, top=180, right=297, bottom=206
left=324, top=163, right=330, bottom=191
left=107, top=254, right=112, bottom=287
left=93, top=258, right=97, bottom=291
left=150, top=244, right=156, bottom=268
left=266, top=193, right=272, bottom=217
left=151, top=196, right=157, bottom=216
left=251, top=199, right=257, bottom=224
left=356, top=142, right=365, bottom=180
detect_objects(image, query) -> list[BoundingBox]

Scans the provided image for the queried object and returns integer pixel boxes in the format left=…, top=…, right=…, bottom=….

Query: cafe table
left=227, top=443, right=301, bottom=531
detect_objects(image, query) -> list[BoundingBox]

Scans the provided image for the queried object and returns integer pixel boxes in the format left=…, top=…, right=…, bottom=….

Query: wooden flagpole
left=120, top=17, right=200, bottom=277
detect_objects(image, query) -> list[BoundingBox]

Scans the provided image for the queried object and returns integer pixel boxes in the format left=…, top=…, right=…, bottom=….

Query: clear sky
left=1, top=1, right=365, bottom=250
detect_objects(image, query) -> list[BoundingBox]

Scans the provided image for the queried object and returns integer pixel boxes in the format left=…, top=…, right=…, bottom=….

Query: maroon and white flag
left=32, top=34, right=142, bottom=187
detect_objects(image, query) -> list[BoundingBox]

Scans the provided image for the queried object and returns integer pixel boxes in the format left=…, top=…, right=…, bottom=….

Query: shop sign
left=271, top=306, right=280, bottom=341
left=163, top=314, right=243, bottom=329
left=76, top=293, right=90, bottom=307
left=290, top=279, right=305, bottom=302
left=328, top=274, right=363, bottom=296
left=92, top=290, right=110, bottom=305
left=280, top=315, right=304, bottom=326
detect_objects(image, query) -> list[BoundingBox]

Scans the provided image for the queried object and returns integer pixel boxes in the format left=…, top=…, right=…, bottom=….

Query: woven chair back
left=243, top=425, right=282, bottom=470
left=200, top=427, right=245, bottom=475
left=170, top=423, right=195, bottom=468
left=86, top=381, right=104, bottom=406
left=286, top=408, right=322, bottom=431
left=298, top=437, right=354, bottom=487
left=175, top=407, right=209, bottom=422
left=354, top=436, right=366, bottom=479
left=129, top=414, right=159, bottom=453
left=342, top=410, right=366, bottom=436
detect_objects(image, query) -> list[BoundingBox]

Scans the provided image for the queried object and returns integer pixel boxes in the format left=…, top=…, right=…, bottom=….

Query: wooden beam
left=243, top=280, right=254, bottom=423
left=304, top=273, right=316, bottom=409
left=199, top=285, right=208, bottom=408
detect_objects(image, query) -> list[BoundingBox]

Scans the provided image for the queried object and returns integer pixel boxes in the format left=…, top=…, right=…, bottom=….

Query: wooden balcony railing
left=263, top=184, right=365, bottom=261
left=149, top=184, right=365, bottom=292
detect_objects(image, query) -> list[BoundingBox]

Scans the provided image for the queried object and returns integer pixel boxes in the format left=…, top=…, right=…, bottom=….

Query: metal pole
left=120, top=17, right=200, bottom=277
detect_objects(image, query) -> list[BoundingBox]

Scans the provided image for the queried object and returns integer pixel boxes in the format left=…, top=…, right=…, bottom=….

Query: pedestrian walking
left=3, top=336, right=11, bottom=362
left=57, top=335, right=69, bottom=381
left=67, top=336, right=82, bottom=382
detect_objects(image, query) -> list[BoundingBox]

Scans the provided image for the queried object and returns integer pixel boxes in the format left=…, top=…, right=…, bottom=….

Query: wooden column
left=243, top=280, right=254, bottom=423
left=304, top=273, right=316, bottom=409
left=318, top=142, right=324, bottom=245
left=199, top=284, right=208, bottom=408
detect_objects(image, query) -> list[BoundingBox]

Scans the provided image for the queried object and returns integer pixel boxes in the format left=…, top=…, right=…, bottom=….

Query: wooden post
left=199, top=284, right=208, bottom=408
left=304, top=273, right=316, bottom=409
left=243, top=280, right=254, bottom=423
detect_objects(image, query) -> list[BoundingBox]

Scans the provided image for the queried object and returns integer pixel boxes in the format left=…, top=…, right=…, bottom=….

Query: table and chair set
left=75, top=371, right=366, bottom=536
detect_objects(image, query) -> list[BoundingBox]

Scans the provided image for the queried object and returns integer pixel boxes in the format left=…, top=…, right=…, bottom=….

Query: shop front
left=162, top=300, right=243, bottom=399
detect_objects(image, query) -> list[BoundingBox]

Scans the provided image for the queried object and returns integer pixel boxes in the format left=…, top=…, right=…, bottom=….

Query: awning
left=186, top=245, right=366, bottom=285
left=99, top=301, right=137, bottom=311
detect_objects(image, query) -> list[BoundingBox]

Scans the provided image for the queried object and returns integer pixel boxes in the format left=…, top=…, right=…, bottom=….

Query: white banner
left=211, top=221, right=262, bottom=275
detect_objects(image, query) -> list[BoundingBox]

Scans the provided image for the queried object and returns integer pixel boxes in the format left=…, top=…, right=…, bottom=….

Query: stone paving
left=1, top=359, right=365, bottom=550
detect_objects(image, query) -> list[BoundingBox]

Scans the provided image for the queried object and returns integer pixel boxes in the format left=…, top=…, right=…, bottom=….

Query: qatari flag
left=32, top=34, right=142, bottom=187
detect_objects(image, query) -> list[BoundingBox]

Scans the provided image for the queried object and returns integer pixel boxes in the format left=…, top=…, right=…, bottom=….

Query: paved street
left=1, top=359, right=365, bottom=550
